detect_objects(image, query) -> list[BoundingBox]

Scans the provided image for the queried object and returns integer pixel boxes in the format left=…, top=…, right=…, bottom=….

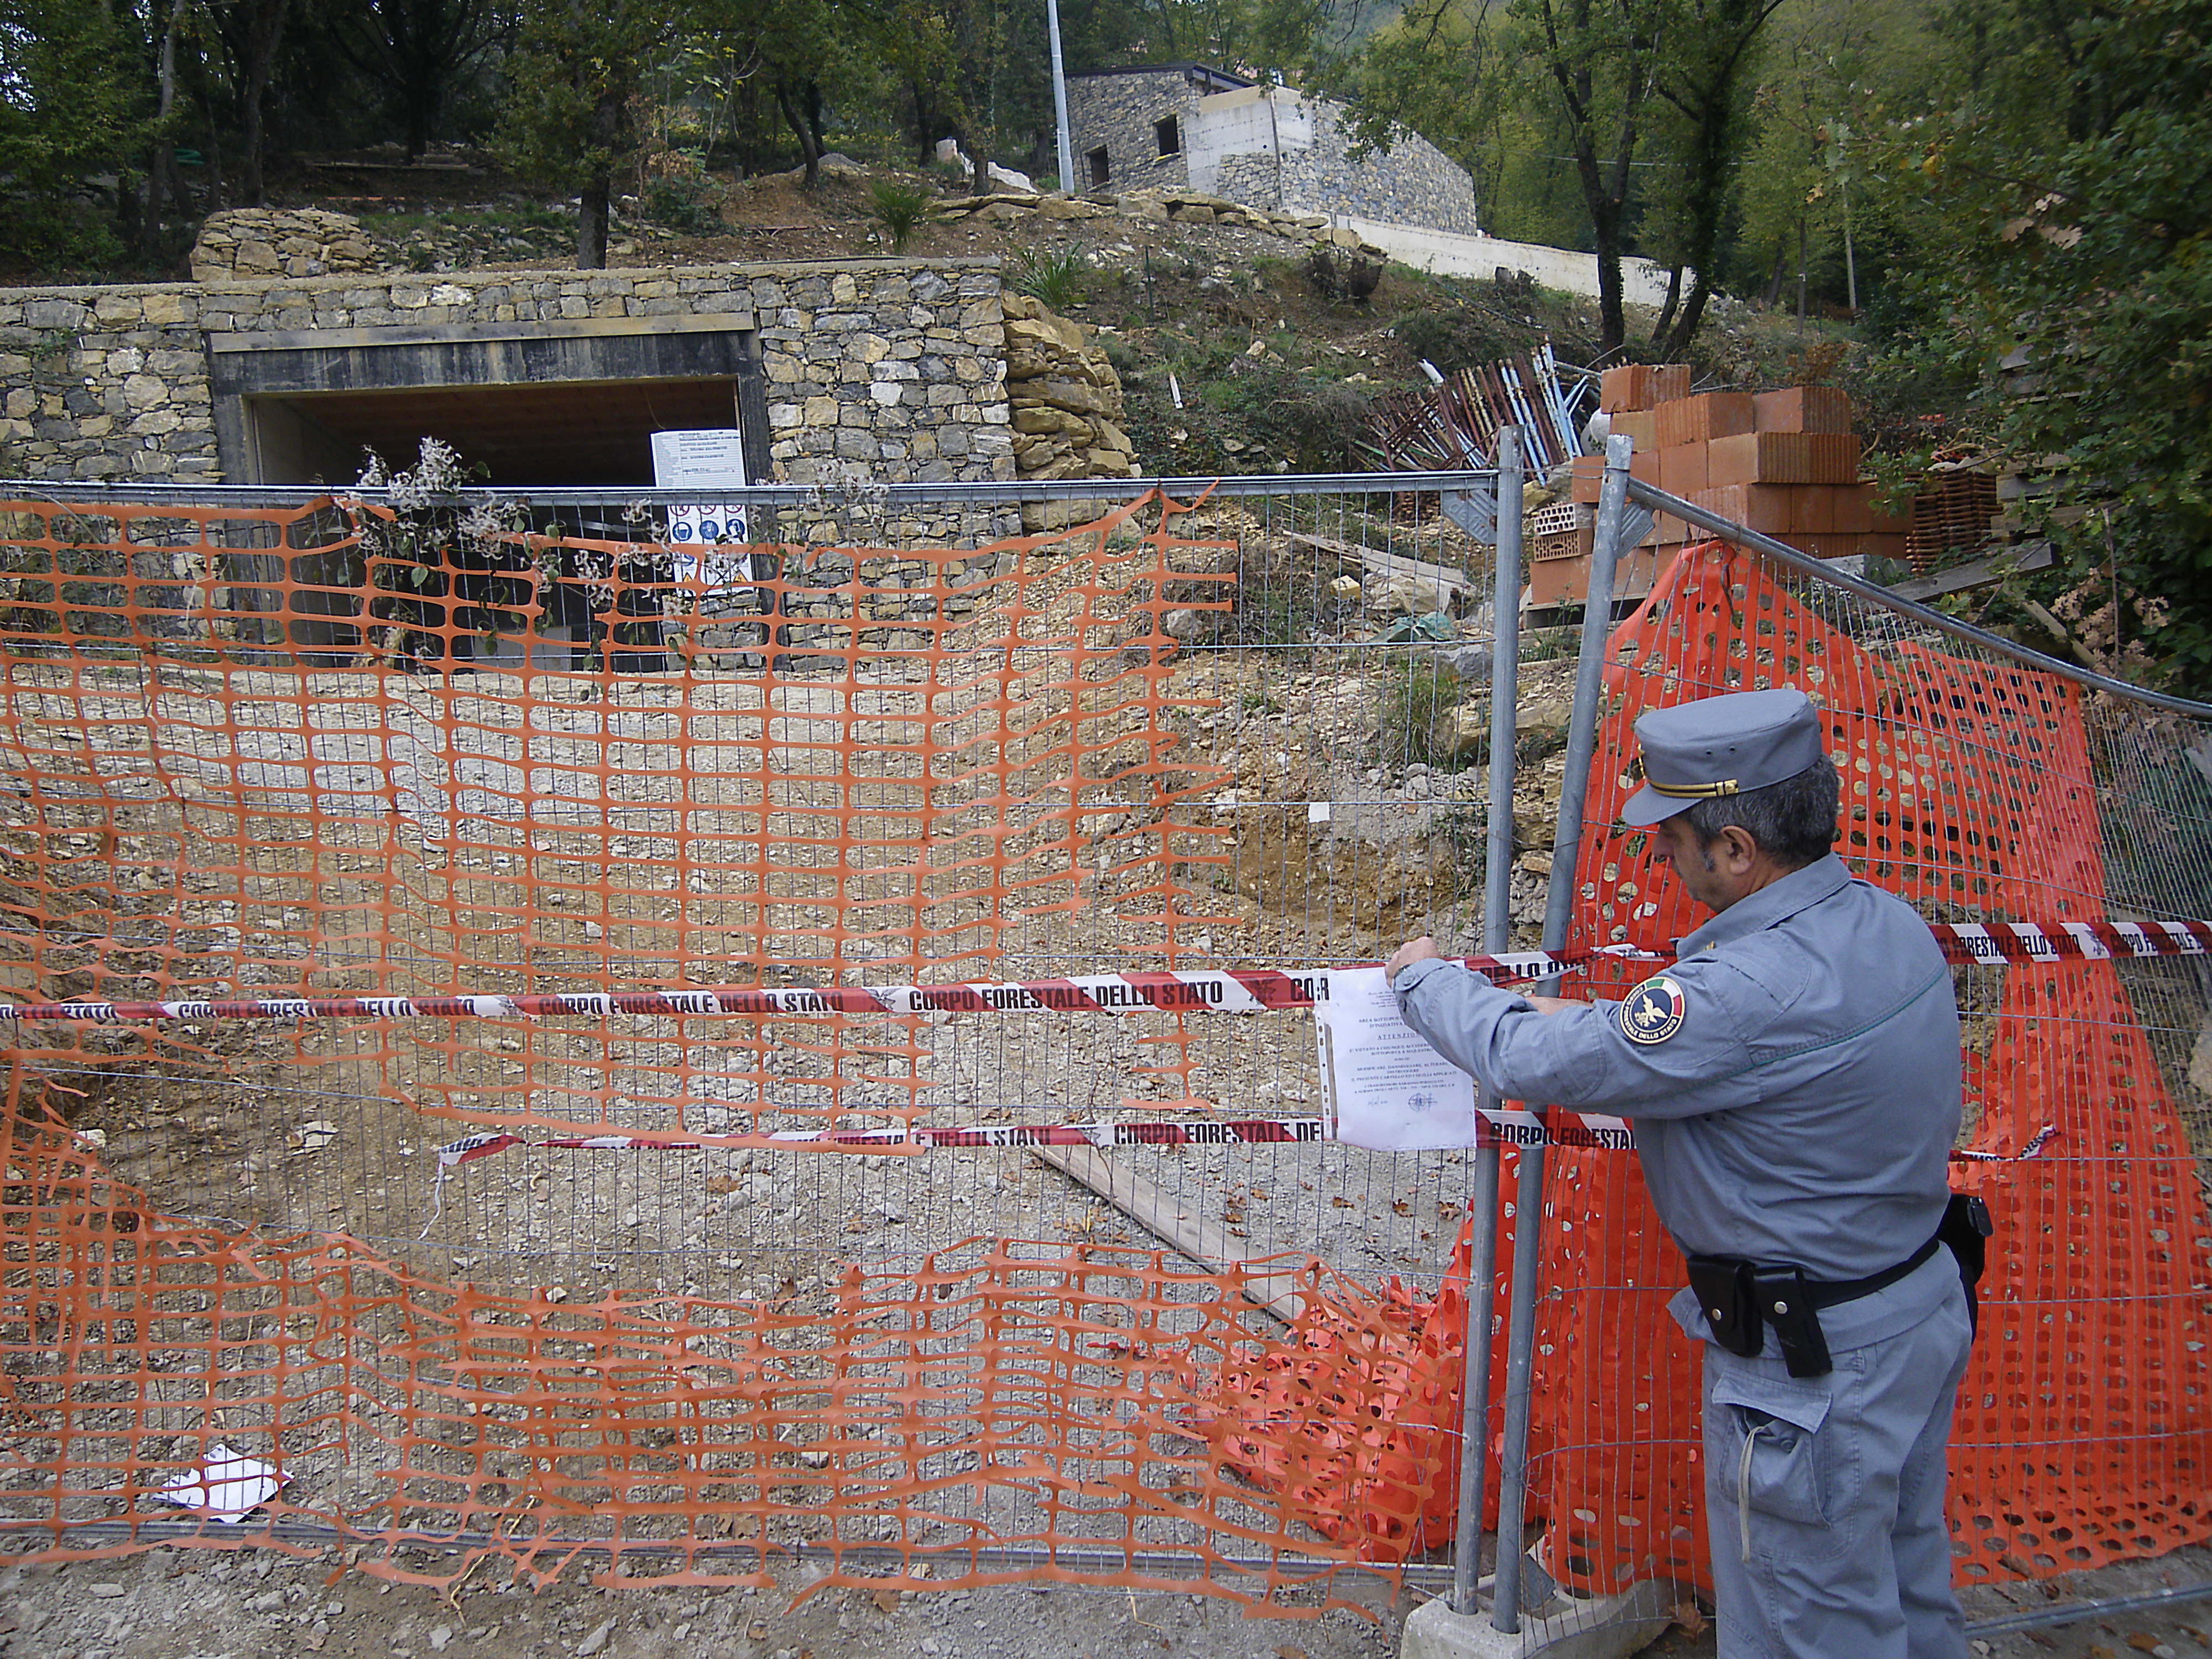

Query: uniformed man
left=1386, top=686, right=1981, bottom=1659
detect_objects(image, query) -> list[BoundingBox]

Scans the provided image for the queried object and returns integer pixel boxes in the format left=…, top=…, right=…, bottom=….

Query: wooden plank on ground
left=1032, top=1143, right=1308, bottom=1324
left=1890, top=540, right=2053, bottom=602
left=1287, top=530, right=1472, bottom=609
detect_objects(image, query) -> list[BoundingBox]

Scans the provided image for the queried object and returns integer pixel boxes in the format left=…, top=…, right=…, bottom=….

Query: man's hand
left=1385, top=936, right=1441, bottom=985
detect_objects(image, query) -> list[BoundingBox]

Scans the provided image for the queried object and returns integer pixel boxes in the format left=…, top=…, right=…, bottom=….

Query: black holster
left=1938, top=1192, right=1995, bottom=1335
left=1685, top=1197, right=1999, bottom=1383
left=1685, top=1255, right=1761, bottom=1359
left=1685, top=1256, right=1832, bottom=1379
left=1751, top=1265, right=1834, bottom=1378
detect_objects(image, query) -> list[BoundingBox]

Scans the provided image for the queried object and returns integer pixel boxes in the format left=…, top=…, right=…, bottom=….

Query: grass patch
left=1378, top=657, right=1474, bottom=771
left=866, top=179, right=937, bottom=253
left=1012, top=247, right=1088, bottom=310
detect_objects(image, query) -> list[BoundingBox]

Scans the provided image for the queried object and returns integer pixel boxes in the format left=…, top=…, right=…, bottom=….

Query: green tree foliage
left=1639, top=0, right=1786, bottom=356
left=1873, top=0, right=2212, bottom=692
left=684, top=0, right=860, bottom=190
left=0, top=0, right=156, bottom=268
left=328, top=0, right=509, bottom=161
left=492, top=0, right=674, bottom=268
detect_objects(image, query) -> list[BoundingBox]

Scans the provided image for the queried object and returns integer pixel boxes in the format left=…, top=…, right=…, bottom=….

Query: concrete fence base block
left=1399, top=1579, right=1681, bottom=1659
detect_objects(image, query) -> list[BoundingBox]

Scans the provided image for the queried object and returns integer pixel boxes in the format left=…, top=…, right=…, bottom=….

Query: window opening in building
left=1086, top=145, right=1110, bottom=187
left=1155, top=117, right=1181, bottom=157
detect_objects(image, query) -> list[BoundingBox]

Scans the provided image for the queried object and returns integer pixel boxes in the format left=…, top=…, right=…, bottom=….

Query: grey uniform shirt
left=1392, top=853, right=1963, bottom=1350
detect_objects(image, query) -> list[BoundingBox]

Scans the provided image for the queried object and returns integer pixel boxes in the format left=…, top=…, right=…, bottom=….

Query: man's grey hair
left=1678, top=755, right=1839, bottom=868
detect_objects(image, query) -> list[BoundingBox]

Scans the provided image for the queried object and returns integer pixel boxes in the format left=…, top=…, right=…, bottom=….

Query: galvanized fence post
left=1449, top=427, right=1523, bottom=1614
left=1489, top=432, right=1632, bottom=1632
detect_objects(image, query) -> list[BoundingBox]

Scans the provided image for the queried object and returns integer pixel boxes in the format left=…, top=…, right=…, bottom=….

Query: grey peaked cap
left=1620, top=687, right=1826, bottom=828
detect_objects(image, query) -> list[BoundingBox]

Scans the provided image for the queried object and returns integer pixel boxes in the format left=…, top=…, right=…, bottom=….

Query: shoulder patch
left=1618, top=974, right=1688, bottom=1045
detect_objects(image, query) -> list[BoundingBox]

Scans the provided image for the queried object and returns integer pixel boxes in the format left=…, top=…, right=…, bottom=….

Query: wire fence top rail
left=6, top=465, right=2202, bottom=720
left=0, top=469, right=1498, bottom=510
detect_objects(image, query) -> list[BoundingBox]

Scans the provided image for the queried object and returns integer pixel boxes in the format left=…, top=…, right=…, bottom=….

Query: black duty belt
left=1687, top=1194, right=1994, bottom=1379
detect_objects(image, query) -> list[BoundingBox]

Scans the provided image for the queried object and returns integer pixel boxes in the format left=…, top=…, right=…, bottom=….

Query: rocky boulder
left=189, top=208, right=392, bottom=282
left=1002, top=291, right=1138, bottom=529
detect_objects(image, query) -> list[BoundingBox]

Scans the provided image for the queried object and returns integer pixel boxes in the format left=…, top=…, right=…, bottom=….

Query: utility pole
left=1828, top=120, right=1858, bottom=315
left=1046, top=0, right=1075, bottom=195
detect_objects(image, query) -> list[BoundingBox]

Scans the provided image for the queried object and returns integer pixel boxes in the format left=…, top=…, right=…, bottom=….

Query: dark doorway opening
left=206, top=319, right=776, bottom=669
left=209, top=315, right=771, bottom=489
left=243, top=377, right=744, bottom=488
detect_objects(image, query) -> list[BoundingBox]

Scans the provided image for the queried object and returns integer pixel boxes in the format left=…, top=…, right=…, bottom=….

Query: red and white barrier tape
left=0, top=951, right=1593, bottom=1026
left=3, top=917, right=2202, bottom=1028
left=430, top=1114, right=2056, bottom=1164
left=434, top=1117, right=1332, bottom=1165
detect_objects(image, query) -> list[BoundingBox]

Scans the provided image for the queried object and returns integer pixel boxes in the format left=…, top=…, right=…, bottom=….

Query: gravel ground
left=7, top=1540, right=2212, bottom=1659
left=0, top=1544, right=1402, bottom=1659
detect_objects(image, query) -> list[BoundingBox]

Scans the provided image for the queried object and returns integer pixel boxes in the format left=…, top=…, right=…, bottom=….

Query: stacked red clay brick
left=1537, top=364, right=1907, bottom=606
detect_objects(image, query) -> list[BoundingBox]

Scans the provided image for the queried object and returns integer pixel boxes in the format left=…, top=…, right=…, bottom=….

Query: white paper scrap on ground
left=158, top=1442, right=281, bottom=1522
left=1317, top=966, right=1479, bottom=1149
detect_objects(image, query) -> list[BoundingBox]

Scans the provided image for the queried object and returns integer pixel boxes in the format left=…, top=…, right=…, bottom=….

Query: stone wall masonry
left=1065, top=71, right=1197, bottom=195
left=1212, top=117, right=1480, bottom=237
left=1000, top=293, right=1133, bottom=531
left=0, top=260, right=1014, bottom=489
left=189, top=208, right=394, bottom=282
left=1, top=285, right=221, bottom=483
left=752, top=263, right=1012, bottom=485
left=1067, top=68, right=1479, bottom=235
left=935, top=186, right=1323, bottom=241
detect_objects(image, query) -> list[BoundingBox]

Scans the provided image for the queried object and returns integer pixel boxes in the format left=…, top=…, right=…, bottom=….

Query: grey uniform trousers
left=1700, top=1278, right=1975, bottom=1659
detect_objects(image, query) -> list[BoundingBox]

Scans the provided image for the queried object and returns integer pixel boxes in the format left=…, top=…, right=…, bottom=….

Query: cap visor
left=1620, top=782, right=1691, bottom=828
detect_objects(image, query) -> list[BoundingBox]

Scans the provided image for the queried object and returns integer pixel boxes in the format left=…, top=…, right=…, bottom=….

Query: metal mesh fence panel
left=0, top=477, right=1509, bottom=1606
left=1522, top=537, right=2212, bottom=1628
left=4, top=477, right=2206, bottom=1634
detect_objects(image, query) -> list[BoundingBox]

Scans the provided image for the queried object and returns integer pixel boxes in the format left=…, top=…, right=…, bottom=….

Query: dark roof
left=1066, top=63, right=1255, bottom=93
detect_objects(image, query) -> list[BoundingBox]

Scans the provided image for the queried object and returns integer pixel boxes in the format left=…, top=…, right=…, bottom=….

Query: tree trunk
left=1761, top=239, right=1788, bottom=306
left=577, top=79, right=628, bottom=267
left=1659, top=278, right=1714, bottom=360
left=1591, top=213, right=1627, bottom=352
left=144, top=0, right=186, bottom=252
left=1543, top=30, right=1641, bottom=354
left=775, top=82, right=821, bottom=191
left=405, top=89, right=435, bottom=162
left=237, top=0, right=291, bottom=208
left=114, top=169, right=143, bottom=254
left=1795, top=216, right=1808, bottom=329
left=1652, top=263, right=1684, bottom=344
left=952, top=119, right=987, bottom=194
left=577, top=170, right=609, bottom=268
left=1650, top=0, right=1783, bottom=357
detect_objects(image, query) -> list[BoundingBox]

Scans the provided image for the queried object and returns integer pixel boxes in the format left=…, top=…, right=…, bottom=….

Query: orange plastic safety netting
left=0, top=487, right=1486, bottom=1607
left=9, top=492, right=2206, bottom=1606
left=0, top=490, right=1249, bottom=1129
left=1528, top=540, right=2212, bottom=1596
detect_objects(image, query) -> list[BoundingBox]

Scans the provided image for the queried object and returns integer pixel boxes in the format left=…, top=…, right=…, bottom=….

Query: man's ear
left=1715, top=824, right=1761, bottom=872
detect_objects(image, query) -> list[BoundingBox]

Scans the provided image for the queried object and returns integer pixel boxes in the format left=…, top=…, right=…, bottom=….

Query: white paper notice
left=157, top=1442, right=283, bottom=1523
left=650, top=428, right=749, bottom=488
left=1316, top=966, right=1479, bottom=1149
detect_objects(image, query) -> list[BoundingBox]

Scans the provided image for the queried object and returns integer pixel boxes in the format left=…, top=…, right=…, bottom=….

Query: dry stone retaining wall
left=187, top=208, right=393, bottom=283
left=0, top=260, right=1013, bottom=488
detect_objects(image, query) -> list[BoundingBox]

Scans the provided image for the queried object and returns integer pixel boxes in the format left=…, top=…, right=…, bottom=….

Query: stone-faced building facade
left=0, top=258, right=1014, bottom=491
left=1065, top=65, right=1479, bottom=235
